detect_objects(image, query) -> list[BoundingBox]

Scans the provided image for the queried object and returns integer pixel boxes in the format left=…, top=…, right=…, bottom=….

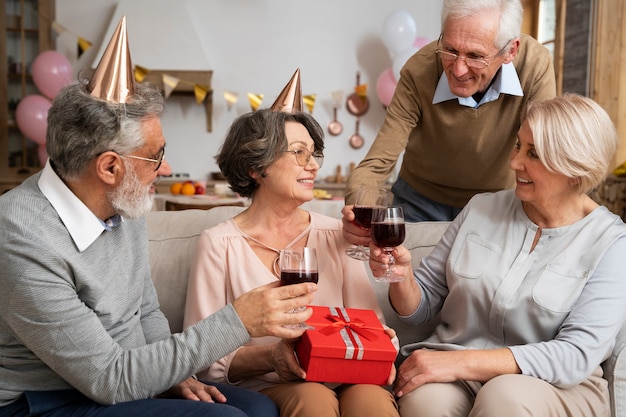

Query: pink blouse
left=183, top=211, right=389, bottom=391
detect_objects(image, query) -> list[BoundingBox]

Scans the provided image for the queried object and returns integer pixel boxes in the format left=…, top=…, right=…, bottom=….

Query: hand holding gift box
left=295, top=306, right=398, bottom=385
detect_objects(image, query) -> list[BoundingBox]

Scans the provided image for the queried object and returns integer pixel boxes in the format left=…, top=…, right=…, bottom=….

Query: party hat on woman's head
left=88, top=16, right=135, bottom=103
left=270, top=68, right=303, bottom=113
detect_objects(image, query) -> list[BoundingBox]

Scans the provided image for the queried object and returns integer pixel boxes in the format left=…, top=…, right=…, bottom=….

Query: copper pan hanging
left=346, top=71, right=369, bottom=117
left=327, top=105, right=343, bottom=136
left=349, top=118, right=364, bottom=149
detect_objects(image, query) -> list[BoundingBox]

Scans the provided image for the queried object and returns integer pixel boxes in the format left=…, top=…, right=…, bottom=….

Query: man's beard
left=107, top=162, right=154, bottom=219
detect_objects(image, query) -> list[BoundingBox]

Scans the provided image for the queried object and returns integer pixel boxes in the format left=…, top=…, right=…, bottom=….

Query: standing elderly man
left=345, top=0, right=556, bottom=225
left=0, top=17, right=315, bottom=417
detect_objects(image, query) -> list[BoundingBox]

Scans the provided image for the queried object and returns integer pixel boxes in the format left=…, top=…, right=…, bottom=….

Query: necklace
left=241, top=224, right=312, bottom=277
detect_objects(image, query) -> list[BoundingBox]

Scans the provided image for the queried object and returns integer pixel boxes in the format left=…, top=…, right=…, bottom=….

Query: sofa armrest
left=603, top=320, right=626, bottom=417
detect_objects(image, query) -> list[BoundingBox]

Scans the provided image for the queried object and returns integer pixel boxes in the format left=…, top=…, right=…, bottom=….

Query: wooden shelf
left=0, top=0, right=55, bottom=190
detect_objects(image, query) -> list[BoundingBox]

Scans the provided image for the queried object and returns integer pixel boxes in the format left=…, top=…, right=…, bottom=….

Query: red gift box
left=295, top=306, right=397, bottom=385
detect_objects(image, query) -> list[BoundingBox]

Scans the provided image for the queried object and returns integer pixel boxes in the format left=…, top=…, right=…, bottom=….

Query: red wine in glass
left=279, top=248, right=318, bottom=328
left=352, top=206, right=374, bottom=229
left=280, top=270, right=319, bottom=286
left=371, top=222, right=406, bottom=248
left=371, top=206, right=406, bottom=283
left=346, top=185, right=389, bottom=261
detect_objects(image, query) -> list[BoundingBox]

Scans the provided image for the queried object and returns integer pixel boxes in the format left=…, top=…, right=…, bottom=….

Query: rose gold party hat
left=270, top=68, right=303, bottom=113
left=88, top=16, right=134, bottom=103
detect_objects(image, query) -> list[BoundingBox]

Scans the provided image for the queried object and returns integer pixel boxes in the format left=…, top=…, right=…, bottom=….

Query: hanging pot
left=349, top=119, right=364, bottom=149
left=346, top=71, right=369, bottom=117
left=327, top=106, right=343, bottom=136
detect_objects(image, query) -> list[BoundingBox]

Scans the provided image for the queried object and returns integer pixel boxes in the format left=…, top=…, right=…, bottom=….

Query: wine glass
left=371, top=206, right=406, bottom=283
left=279, top=247, right=318, bottom=328
left=345, top=185, right=389, bottom=261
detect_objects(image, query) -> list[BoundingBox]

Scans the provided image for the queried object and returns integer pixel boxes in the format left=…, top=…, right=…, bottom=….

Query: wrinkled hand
left=368, top=243, right=412, bottom=280
left=269, top=339, right=306, bottom=382
left=394, top=350, right=458, bottom=397
left=232, top=281, right=317, bottom=339
left=157, top=377, right=226, bottom=403
left=341, top=205, right=371, bottom=247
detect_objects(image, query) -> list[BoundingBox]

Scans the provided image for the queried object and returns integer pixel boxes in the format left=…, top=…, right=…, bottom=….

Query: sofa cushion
left=147, top=206, right=244, bottom=333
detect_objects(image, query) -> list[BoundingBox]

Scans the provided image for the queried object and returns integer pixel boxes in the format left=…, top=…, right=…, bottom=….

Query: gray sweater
left=0, top=170, right=250, bottom=406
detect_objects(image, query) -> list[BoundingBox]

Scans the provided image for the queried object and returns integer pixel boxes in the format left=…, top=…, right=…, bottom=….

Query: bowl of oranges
left=170, top=180, right=206, bottom=196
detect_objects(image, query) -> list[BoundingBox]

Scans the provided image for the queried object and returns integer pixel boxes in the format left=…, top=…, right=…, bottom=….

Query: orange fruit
left=170, top=182, right=183, bottom=195
left=181, top=182, right=196, bottom=196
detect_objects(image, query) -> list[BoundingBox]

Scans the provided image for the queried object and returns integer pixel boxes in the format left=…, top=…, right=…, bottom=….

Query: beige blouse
left=183, top=211, right=390, bottom=391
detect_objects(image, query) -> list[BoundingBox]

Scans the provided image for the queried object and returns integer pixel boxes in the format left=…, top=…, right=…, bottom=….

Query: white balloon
left=382, top=10, right=417, bottom=55
left=392, top=47, right=418, bottom=81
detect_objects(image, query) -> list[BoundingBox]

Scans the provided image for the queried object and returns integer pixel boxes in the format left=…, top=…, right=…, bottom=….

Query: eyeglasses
left=435, top=38, right=512, bottom=69
left=119, top=148, right=165, bottom=171
left=283, top=148, right=324, bottom=168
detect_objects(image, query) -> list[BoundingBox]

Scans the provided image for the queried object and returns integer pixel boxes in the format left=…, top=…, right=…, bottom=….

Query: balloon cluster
left=15, top=51, right=72, bottom=164
left=376, top=10, right=430, bottom=107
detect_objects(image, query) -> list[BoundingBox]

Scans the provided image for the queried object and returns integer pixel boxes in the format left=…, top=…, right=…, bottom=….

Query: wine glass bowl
left=371, top=206, right=406, bottom=283
left=346, top=185, right=389, bottom=261
left=279, top=247, right=318, bottom=328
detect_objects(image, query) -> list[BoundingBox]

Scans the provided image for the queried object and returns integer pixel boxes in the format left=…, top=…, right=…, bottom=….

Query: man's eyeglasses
left=284, top=148, right=324, bottom=168
left=119, top=148, right=165, bottom=171
left=435, top=38, right=512, bottom=69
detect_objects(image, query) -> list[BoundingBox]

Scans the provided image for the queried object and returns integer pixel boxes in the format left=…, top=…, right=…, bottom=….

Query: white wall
left=55, top=0, right=443, bottom=182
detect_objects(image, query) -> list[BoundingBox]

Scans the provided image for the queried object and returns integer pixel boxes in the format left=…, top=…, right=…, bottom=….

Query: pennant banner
left=355, top=84, right=368, bottom=100
left=224, top=91, right=239, bottom=111
left=134, top=65, right=150, bottom=83
left=77, top=37, right=93, bottom=58
left=194, top=84, right=209, bottom=104
left=162, top=74, right=180, bottom=98
left=303, top=94, right=317, bottom=114
left=248, top=93, right=264, bottom=111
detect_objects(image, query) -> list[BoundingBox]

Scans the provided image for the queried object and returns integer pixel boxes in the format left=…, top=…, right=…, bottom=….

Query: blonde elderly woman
left=184, top=108, right=399, bottom=417
left=369, top=94, right=626, bottom=417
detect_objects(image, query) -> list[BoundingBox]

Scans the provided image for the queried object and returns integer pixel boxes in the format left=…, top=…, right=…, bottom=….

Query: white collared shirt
left=432, top=62, right=523, bottom=108
left=38, top=161, right=111, bottom=252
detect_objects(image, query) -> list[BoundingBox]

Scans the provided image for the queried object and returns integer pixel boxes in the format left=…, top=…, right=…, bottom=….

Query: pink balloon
left=376, top=67, right=397, bottom=107
left=413, top=36, right=431, bottom=50
left=31, top=51, right=72, bottom=100
left=38, top=143, right=48, bottom=166
left=15, top=95, right=52, bottom=145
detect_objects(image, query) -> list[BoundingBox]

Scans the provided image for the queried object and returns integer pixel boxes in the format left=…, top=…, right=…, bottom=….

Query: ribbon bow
left=315, top=314, right=379, bottom=341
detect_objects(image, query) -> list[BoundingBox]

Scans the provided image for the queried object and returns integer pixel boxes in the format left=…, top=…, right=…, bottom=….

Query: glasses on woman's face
left=435, top=38, right=512, bottom=69
left=283, top=147, right=324, bottom=168
left=120, top=148, right=165, bottom=172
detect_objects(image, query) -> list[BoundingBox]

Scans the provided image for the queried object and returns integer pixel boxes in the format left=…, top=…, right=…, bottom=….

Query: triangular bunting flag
left=330, top=90, right=344, bottom=107
left=224, top=90, right=239, bottom=111
left=134, top=65, right=150, bottom=83
left=162, top=74, right=180, bottom=98
left=355, top=83, right=368, bottom=100
left=194, top=84, right=209, bottom=104
left=303, top=94, right=317, bottom=114
left=51, top=21, right=67, bottom=36
left=77, top=37, right=93, bottom=59
left=247, top=93, right=264, bottom=111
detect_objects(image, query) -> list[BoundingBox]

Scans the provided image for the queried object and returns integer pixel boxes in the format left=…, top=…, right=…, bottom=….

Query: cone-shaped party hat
left=270, top=68, right=303, bottom=113
left=88, top=16, right=135, bottom=103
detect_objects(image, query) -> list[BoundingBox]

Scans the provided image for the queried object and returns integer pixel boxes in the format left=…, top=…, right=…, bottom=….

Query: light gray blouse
left=400, top=189, right=626, bottom=388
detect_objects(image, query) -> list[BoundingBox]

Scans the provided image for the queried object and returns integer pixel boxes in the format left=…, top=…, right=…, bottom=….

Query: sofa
left=146, top=206, right=626, bottom=417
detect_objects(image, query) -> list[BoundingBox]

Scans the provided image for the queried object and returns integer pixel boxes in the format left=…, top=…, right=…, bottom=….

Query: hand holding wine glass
left=279, top=247, right=318, bottom=328
left=371, top=206, right=406, bottom=283
left=345, top=185, right=389, bottom=261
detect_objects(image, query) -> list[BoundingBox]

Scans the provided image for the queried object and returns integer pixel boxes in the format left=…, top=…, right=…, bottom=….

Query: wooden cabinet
left=0, top=0, right=54, bottom=194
